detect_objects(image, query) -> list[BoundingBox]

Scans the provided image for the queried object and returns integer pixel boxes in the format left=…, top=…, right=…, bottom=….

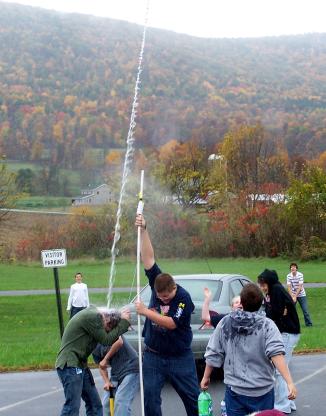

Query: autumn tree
left=220, top=124, right=288, bottom=200
left=154, top=140, right=209, bottom=207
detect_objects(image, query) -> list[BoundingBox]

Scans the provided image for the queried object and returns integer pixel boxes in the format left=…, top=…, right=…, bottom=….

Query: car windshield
left=138, top=279, right=222, bottom=303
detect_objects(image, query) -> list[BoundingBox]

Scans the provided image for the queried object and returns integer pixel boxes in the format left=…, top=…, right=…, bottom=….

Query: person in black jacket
left=258, top=269, right=300, bottom=414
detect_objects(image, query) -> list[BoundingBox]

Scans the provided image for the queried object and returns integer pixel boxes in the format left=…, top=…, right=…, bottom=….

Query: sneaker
left=290, top=401, right=296, bottom=411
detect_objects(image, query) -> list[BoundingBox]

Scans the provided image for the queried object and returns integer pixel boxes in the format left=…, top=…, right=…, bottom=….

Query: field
left=0, top=292, right=130, bottom=371
left=0, top=257, right=325, bottom=291
left=5, top=160, right=85, bottom=197
left=1, top=257, right=325, bottom=370
left=15, top=196, right=72, bottom=210
left=0, top=288, right=324, bottom=370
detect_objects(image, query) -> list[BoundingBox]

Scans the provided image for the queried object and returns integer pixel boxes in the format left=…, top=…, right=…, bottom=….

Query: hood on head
left=258, top=269, right=279, bottom=286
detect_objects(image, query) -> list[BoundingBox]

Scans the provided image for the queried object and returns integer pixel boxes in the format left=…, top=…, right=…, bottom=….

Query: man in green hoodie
left=56, top=306, right=130, bottom=416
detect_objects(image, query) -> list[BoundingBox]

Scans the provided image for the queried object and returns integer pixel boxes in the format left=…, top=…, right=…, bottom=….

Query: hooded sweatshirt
left=205, top=310, right=284, bottom=397
left=258, top=269, right=300, bottom=334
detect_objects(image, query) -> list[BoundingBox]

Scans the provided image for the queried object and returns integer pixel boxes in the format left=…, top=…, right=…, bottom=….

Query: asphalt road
left=0, top=354, right=325, bottom=415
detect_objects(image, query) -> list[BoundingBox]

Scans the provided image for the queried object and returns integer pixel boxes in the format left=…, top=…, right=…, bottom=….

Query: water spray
left=107, top=0, right=150, bottom=309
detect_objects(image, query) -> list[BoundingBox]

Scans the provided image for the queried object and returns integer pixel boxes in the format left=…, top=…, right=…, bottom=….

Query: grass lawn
left=0, top=288, right=324, bottom=371
left=4, top=160, right=83, bottom=196
left=4, top=161, right=42, bottom=172
left=15, top=196, right=71, bottom=209
left=0, top=292, right=131, bottom=371
left=0, top=257, right=325, bottom=291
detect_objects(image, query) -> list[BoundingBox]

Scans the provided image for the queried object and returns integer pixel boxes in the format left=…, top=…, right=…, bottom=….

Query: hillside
left=1, top=1, right=326, bottom=170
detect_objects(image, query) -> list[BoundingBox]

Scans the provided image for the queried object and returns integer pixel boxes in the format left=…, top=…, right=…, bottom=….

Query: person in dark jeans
left=56, top=307, right=130, bottom=416
left=135, top=214, right=200, bottom=416
left=201, top=283, right=297, bottom=416
left=67, top=272, right=90, bottom=319
left=287, top=263, right=312, bottom=327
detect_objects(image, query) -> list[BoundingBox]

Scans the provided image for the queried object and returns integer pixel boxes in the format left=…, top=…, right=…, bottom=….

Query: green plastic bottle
left=198, top=390, right=213, bottom=416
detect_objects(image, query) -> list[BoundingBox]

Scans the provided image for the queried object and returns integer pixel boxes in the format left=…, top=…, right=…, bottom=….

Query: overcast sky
left=3, top=0, right=326, bottom=38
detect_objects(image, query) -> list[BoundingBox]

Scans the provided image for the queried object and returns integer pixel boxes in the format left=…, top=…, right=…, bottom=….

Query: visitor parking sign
left=41, top=249, right=67, bottom=268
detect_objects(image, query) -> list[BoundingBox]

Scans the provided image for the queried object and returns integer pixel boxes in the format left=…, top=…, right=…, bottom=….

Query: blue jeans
left=225, top=385, right=274, bottom=416
left=297, top=296, right=312, bottom=326
left=274, top=332, right=300, bottom=413
left=57, top=367, right=102, bottom=416
left=102, top=373, right=140, bottom=416
left=143, top=350, right=200, bottom=416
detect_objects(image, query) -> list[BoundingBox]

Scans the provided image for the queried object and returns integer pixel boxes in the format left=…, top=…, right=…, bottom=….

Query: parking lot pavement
left=0, top=353, right=325, bottom=416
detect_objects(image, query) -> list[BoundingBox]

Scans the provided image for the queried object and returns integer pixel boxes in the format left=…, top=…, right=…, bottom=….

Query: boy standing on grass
left=287, top=262, right=313, bottom=327
left=134, top=214, right=200, bottom=416
left=67, top=272, right=90, bottom=319
left=92, top=336, right=139, bottom=416
left=201, top=283, right=297, bottom=416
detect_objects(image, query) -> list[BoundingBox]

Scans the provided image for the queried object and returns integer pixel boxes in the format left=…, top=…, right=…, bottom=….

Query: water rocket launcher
left=136, top=171, right=144, bottom=215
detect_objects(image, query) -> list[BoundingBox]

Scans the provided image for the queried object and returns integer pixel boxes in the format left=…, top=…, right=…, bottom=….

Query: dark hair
left=240, top=283, right=264, bottom=312
left=99, top=308, right=121, bottom=330
left=154, top=273, right=176, bottom=293
left=75, top=272, right=82, bottom=278
left=257, top=269, right=279, bottom=292
left=290, top=263, right=298, bottom=270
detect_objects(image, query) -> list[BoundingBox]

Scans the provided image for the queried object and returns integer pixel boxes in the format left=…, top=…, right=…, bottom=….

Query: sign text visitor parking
left=41, top=249, right=67, bottom=268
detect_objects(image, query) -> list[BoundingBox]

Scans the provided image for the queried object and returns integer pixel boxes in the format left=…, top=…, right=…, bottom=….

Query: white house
left=72, top=184, right=113, bottom=206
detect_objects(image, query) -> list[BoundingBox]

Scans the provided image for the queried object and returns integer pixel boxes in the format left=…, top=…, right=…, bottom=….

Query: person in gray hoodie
left=201, top=283, right=297, bottom=416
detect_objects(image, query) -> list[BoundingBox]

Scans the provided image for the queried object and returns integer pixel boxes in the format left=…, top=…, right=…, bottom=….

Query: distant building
left=72, top=184, right=113, bottom=206
left=247, top=193, right=287, bottom=207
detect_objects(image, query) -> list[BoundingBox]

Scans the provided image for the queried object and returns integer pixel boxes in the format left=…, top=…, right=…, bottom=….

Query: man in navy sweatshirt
left=135, top=214, right=200, bottom=416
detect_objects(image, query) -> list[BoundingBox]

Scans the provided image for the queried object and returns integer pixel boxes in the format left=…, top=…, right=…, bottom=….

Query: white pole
left=136, top=170, right=145, bottom=416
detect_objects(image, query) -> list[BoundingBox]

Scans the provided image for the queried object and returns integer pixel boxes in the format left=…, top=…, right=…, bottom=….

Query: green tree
left=285, top=166, right=326, bottom=241
left=15, top=168, right=36, bottom=193
left=0, top=160, right=17, bottom=222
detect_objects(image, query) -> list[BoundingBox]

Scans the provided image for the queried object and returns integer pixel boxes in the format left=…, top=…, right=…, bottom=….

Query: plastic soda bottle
left=198, top=390, right=213, bottom=416
left=220, top=399, right=227, bottom=416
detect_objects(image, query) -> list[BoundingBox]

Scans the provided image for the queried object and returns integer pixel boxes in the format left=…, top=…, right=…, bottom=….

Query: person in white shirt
left=67, top=272, right=90, bottom=319
left=287, top=262, right=312, bottom=327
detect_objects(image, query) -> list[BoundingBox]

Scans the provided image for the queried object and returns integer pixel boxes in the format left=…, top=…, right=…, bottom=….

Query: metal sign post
left=53, top=266, right=65, bottom=338
left=41, top=249, right=67, bottom=338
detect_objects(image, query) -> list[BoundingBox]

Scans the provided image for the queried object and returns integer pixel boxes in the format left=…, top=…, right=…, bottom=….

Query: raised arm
left=88, top=310, right=130, bottom=346
left=135, top=214, right=155, bottom=270
left=202, top=288, right=212, bottom=322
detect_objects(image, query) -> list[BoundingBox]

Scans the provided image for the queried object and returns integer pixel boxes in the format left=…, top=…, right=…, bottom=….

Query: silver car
left=124, top=273, right=251, bottom=362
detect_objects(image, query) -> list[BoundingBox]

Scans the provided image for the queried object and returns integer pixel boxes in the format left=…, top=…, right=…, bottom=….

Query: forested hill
left=1, top=1, right=326, bottom=168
